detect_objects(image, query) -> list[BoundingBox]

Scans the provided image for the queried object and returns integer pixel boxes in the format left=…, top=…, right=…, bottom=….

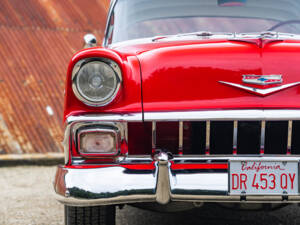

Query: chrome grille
left=150, top=120, right=299, bottom=155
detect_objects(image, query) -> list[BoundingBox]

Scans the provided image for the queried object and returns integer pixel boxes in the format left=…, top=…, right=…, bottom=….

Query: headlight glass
left=72, top=59, right=122, bottom=106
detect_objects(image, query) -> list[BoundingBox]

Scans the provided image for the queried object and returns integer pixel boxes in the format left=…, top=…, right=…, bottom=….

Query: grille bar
left=288, top=120, right=293, bottom=154
left=260, top=120, right=266, bottom=154
left=205, top=121, right=210, bottom=155
left=152, top=121, right=156, bottom=154
left=178, top=121, right=183, bottom=155
left=233, top=120, right=238, bottom=155
left=150, top=119, right=299, bottom=155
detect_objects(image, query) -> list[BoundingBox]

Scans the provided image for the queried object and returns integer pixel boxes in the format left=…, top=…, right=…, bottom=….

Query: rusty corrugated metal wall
left=0, top=0, right=110, bottom=154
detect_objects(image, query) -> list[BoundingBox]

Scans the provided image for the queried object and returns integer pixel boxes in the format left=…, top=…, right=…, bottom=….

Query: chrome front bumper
left=54, top=155, right=300, bottom=207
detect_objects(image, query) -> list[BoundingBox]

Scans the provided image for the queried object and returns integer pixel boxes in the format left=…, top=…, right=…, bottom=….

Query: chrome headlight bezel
left=71, top=58, right=122, bottom=107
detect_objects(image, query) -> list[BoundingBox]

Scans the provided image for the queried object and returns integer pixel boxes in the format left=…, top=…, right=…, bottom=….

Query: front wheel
left=64, top=205, right=116, bottom=225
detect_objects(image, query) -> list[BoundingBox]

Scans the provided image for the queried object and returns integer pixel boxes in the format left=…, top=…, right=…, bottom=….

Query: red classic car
left=54, top=0, right=300, bottom=224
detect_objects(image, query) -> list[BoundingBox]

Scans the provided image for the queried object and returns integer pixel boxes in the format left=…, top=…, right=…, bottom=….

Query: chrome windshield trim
left=144, top=110, right=300, bottom=121
left=103, top=0, right=118, bottom=47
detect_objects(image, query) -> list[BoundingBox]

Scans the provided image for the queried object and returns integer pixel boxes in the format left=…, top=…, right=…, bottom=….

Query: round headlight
left=72, top=59, right=122, bottom=106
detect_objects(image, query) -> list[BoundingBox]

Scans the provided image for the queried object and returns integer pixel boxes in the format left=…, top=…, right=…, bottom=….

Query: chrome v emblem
left=219, top=81, right=300, bottom=96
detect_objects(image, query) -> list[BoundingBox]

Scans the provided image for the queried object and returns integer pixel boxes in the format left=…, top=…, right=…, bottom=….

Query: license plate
left=229, top=161, right=299, bottom=195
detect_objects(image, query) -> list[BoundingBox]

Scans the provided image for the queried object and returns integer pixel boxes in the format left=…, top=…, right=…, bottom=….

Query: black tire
left=64, top=205, right=116, bottom=225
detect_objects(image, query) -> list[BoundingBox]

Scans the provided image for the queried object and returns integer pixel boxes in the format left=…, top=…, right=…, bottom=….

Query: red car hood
left=129, top=39, right=300, bottom=112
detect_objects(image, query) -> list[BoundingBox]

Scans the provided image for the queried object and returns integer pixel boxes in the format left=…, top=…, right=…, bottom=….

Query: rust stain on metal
left=0, top=114, right=22, bottom=154
left=0, top=0, right=109, bottom=154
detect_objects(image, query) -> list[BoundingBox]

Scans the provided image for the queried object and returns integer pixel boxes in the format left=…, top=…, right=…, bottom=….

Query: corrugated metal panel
left=0, top=0, right=110, bottom=154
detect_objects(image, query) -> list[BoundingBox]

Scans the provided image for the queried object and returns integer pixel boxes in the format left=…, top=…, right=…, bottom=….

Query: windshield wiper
left=152, top=31, right=233, bottom=42
left=181, top=31, right=214, bottom=37
left=152, top=31, right=299, bottom=42
left=237, top=31, right=299, bottom=39
left=259, top=31, right=279, bottom=38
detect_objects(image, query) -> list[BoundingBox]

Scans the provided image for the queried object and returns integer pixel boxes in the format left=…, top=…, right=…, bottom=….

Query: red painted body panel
left=63, top=47, right=142, bottom=121
left=136, top=39, right=300, bottom=112
left=64, top=39, right=300, bottom=121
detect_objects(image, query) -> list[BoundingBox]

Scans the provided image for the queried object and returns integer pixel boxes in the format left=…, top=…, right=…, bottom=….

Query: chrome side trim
left=63, top=124, right=72, bottom=164
left=66, top=110, right=300, bottom=124
left=66, top=114, right=143, bottom=124
left=172, top=195, right=300, bottom=203
left=171, top=156, right=300, bottom=161
left=103, top=0, right=118, bottom=47
left=219, top=81, right=300, bottom=96
left=144, top=110, right=300, bottom=121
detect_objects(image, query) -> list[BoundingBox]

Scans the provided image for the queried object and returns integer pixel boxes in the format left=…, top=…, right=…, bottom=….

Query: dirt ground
left=1, top=166, right=300, bottom=225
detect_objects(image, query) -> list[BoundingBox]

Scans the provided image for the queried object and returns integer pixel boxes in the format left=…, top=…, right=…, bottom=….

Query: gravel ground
left=1, top=166, right=300, bottom=225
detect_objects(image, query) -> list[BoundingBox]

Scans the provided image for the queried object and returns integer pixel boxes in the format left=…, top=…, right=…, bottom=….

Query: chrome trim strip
left=67, top=114, right=143, bottom=124
left=172, top=195, right=300, bottom=203
left=233, top=121, right=238, bottom=153
left=66, top=110, right=300, bottom=124
left=205, top=121, right=210, bottom=153
left=71, top=155, right=300, bottom=164
left=63, top=124, right=72, bottom=164
left=144, top=110, right=300, bottom=121
left=288, top=120, right=293, bottom=153
left=178, top=121, right=183, bottom=155
left=219, top=81, right=300, bottom=96
left=124, top=122, right=128, bottom=143
left=110, top=32, right=300, bottom=49
left=172, top=156, right=300, bottom=161
left=103, top=0, right=118, bottom=47
left=152, top=121, right=157, bottom=151
left=260, top=120, right=266, bottom=154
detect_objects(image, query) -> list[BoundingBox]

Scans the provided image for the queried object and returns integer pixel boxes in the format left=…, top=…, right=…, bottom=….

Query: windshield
left=109, top=0, right=300, bottom=44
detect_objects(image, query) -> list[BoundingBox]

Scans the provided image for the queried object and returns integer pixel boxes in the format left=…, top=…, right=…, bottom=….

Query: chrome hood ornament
left=220, top=75, right=300, bottom=96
